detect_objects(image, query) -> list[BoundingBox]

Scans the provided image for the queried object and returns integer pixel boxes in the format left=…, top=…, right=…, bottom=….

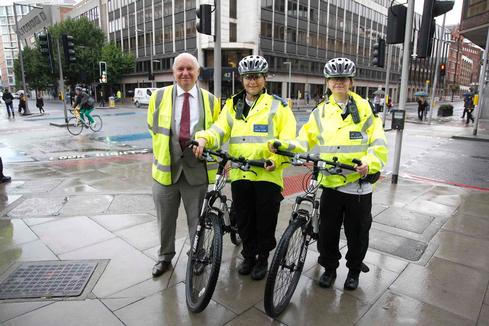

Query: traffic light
left=196, top=4, right=212, bottom=35
left=439, top=63, right=446, bottom=77
left=99, top=61, right=107, bottom=83
left=38, top=32, right=54, bottom=73
left=387, top=4, right=407, bottom=44
left=372, top=38, right=386, bottom=68
left=62, top=34, right=76, bottom=64
left=417, top=0, right=454, bottom=58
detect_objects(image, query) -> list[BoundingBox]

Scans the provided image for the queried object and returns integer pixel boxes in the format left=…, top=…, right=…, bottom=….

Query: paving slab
left=100, top=297, right=143, bottom=312
left=391, top=257, right=489, bottom=321
left=59, top=194, right=114, bottom=216
left=433, top=230, right=489, bottom=272
left=374, top=207, right=434, bottom=234
left=6, top=196, right=66, bottom=218
left=1, top=299, right=123, bottom=326
left=357, top=248, right=408, bottom=274
left=114, top=282, right=236, bottom=326
left=368, top=228, right=427, bottom=261
left=479, top=304, right=489, bottom=326
left=255, top=276, right=369, bottom=326
left=107, top=194, right=155, bottom=214
left=457, top=200, right=489, bottom=219
left=442, top=212, right=489, bottom=240
left=59, top=237, right=156, bottom=297
left=224, top=307, right=284, bottom=326
left=31, top=216, right=115, bottom=255
left=22, top=217, right=57, bottom=226
left=0, top=194, right=22, bottom=213
left=0, top=219, right=38, bottom=246
left=357, top=291, right=474, bottom=326
left=0, top=240, right=58, bottom=274
left=90, top=213, right=155, bottom=232
left=114, top=220, right=159, bottom=250
left=0, top=301, right=53, bottom=323
left=406, top=199, right=456, bottom=219
left=4, top=179, right=63, bottom=194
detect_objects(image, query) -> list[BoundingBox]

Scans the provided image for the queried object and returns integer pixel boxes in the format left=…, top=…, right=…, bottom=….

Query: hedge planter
left=437, top=104, right=453, bottom=117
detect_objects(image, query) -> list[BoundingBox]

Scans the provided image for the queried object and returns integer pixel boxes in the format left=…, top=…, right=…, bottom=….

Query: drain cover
left=0, top=261, right=98, bottom=300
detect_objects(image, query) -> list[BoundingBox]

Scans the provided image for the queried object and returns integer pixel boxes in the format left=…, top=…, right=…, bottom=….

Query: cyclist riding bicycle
left=73, top=85, right=96, bottom=128
left=279, top=57, right=388, bottom=291
left=193, top=55, right=297, bottom=281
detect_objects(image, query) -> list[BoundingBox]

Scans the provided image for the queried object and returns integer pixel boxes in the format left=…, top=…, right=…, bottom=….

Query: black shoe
left=251, top=258, right=268, bottom=280
left=0, top=176, right=11, bottom=184
left=344, top=270, right=360, bottom=290
left=238, top=258, right=256, bottom=275
left=152, top=261, right=171, bottom=277
left=318, top=269, right=336, bottom=288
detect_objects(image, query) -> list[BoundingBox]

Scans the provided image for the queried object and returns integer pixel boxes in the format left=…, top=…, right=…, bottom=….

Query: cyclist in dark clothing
left=73, top=86, right=96, bottom=127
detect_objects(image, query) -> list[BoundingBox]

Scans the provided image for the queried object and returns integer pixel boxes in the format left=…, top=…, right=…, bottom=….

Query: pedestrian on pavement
left=2, top=89, right=14, bottom=118
left=417, top=96, right=429, bottom=121
left=148, top=53, right=221, bottom=278
left=18, top=92, right=26, bottom=115
left=466, top=102, right=475, bottom=125
left=373, top=94, right=382, bottom=113
left=0, top=157, right=11, bottom=183
left=36, top=93, right=45, bottom=115
left=462, top=93, right=474, bottom=120
left=293, top=57, right=388, bottom=290
left=193, top=55, right=297, bottom=281
left=73, top=86, right=96, bottom=127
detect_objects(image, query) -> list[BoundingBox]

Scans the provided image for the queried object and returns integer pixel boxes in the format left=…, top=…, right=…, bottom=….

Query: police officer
left=193, top=55, right=297, bottom=280
left=295, top=58, right=388, bottom=290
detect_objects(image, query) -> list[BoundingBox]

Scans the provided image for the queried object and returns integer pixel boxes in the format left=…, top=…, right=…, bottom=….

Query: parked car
left=133, top=88, right=156, bottom=108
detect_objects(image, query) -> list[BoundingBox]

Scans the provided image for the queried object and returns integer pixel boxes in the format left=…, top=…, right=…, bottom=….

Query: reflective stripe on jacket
left=147, top=85, right=221, bottom=185
left=195, top=92, right=297, bottom=189
left=297, top=91, right=388, bottom=188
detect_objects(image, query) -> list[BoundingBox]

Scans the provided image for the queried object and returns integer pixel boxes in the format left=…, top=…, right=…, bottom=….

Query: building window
left=230, top=22, right=237, bottom=42
left=230, top=0, right=237, bottom=19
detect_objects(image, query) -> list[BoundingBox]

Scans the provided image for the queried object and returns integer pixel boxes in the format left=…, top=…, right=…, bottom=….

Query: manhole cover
left=0, top=261, right=98, bottom=300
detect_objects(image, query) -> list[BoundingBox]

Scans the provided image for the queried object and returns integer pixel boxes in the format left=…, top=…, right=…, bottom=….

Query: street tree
left=14, top=46, right=56, bottom=92
left=101, top=42, right=136, bottom=85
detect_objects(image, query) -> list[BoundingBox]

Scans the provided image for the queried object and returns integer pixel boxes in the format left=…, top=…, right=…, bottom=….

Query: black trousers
left=231, top=180, right=283, bottom=259
left=317, top=188, right=372, bottom=272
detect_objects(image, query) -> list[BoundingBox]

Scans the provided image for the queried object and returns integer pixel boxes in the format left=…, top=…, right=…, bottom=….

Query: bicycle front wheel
left=67, top=116, right=83, bottom=135
left=185, top=212, right=223, bottom=313
left=264, top=217, right=308, bottom=318
left=89, top=115, right=103, bottom=132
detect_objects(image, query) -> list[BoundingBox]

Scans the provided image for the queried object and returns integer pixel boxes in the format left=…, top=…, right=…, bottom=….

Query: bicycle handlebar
left=272, top=141, right=358, bottom=171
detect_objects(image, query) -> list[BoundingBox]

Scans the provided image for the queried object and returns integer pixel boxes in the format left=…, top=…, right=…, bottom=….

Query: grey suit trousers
left=152, top=175, right=207, bottom=262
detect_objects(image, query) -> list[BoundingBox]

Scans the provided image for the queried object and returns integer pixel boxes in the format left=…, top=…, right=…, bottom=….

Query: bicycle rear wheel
left=185, top=212, right=223, bottom=313
left=264, top=217, right=308, bottom=318
left=89, top=115, right=103, bottom=132
left=67, top=116, right=83, bottom=135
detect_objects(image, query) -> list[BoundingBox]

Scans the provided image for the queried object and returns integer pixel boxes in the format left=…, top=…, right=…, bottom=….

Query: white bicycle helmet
left=238, top=55, right=269, bottom=75
left=323, top=57, right=356, bottom=78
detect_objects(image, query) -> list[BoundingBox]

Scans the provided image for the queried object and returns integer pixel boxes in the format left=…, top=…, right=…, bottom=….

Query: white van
left=133, top=88, right=157, bottom=107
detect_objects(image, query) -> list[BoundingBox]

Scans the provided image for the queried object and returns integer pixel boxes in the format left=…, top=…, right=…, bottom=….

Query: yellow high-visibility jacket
left=147, top=85, right=220, bottom=185
left=297, top=91, right=388, bottom=188
left=195, top=91, right=296, bottom=189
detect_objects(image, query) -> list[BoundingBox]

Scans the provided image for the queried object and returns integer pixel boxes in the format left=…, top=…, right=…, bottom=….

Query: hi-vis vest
left=195, top=92, right=297, bottom=189
left=297, top=91, right=388, bottom=189
left=147, top=85, right=220, bottom=185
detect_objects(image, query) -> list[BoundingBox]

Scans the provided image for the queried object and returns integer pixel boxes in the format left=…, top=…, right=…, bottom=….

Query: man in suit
left=147, top=53, right=220, bottom=277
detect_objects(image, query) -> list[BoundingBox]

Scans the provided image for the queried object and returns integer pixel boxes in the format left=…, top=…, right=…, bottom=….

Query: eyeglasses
left=243, top=74, right=264, bottom=81
left=328, top=77, right=350, bottom=82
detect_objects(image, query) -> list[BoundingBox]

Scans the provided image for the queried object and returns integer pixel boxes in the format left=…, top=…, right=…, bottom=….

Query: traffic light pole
left=392, top=0, right=415, bottom=185
left=428, top=14, right=446, bottom=125
left=13, top=3, right=31, bottom=115
left=56, top=38, right=68, bottom=124
left=381, top=44, right=392, bottom=127
left=473, top=27, right=489, bottom=136
left=213, top=0, right=221, bottom=99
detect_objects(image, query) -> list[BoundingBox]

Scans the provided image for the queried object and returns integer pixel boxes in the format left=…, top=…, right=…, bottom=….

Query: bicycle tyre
left=264, top=217, right=308, bottom=318
left=67, top=116, right=83, bottom=135
left=185, top=212, right=223, bottom=313
left=89, top=115, right=103, bottom=132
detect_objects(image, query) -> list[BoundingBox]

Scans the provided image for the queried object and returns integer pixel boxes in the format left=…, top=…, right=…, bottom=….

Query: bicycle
left=185, top=140, right=272, bottom=313
left=263, top=142, right=360, bottom=318
left=67, top=106, right=103, bottom=135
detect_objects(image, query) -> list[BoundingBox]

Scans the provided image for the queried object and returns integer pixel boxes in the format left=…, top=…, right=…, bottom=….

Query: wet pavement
left=1, top=99, right=489, bottom=325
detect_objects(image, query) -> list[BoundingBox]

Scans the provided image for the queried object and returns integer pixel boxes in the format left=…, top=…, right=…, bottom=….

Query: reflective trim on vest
left=369, top=138, right=387, bottom=147
left=319, top=144, right=368, bottom=153
left=230, top=135, right=270, bottom=144
left=313, top=108, right=325, bottom=144
left=152, top=88, right=166, bottom=135
left=286, top=142, right=296, bottom=151
left=298, top=140, right=309, bottom=150
left=210, top=125, right=225, bottom=144
left=208, top=92, right=215, bottom=117
left=149, top=123, right=170, bottom=136
left=360, top=115, right=373, bottom=144
left=267, top=99, right=280, bottom=138
left=226, top=111, right=234, bottom=129
left=153, top=157, right=171, bottom=172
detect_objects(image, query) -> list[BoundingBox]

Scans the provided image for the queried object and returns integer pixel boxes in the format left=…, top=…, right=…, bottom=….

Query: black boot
left=251, top=255, right=268, bottom=280
left=238, top=257, right=256, bottom=275
left=344, top=270, right=360, bottom=290
left=318, top=269, right=336, bottom=288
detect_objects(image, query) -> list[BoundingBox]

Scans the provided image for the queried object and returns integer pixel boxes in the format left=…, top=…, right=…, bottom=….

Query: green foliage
left=101, top=42, right=136, bottom=84
left=437, top=104, right=454, bottom=117
left=14, top=46, right=56, bottom=90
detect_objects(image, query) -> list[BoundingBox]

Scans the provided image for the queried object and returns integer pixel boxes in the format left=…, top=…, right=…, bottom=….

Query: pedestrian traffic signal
left=62, top=34, right=76, bottom=64
left=372, top=38, right=386, bottom=68
left=38, top=32, right=54, bottom=73
left=196, top=4, right=212, bottom=35
left=417, top=0, right=454, bottom=58
left=439, top=63, right=446, bottom=76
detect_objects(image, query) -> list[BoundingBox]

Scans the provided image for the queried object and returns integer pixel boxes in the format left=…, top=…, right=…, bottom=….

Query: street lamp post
left=12, top=2, right=31, bottom=115
left=283, top=61, right=291, bottom=99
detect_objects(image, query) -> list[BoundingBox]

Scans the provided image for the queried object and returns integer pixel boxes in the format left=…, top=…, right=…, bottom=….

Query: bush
left=437, top=104, right=453, bottom=117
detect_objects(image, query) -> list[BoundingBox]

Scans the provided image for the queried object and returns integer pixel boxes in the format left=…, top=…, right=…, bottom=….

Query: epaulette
left=272, top=94, right=288, bottom=106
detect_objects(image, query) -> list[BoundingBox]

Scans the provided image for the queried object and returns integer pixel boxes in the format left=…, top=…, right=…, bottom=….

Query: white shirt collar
left=176, top=84, right=198, bottom=98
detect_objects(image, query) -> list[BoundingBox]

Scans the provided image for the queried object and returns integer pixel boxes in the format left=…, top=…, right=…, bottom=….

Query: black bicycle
left=185, top=140, right=272, bottom=313
left=264, top=142, right=360, bottom=317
